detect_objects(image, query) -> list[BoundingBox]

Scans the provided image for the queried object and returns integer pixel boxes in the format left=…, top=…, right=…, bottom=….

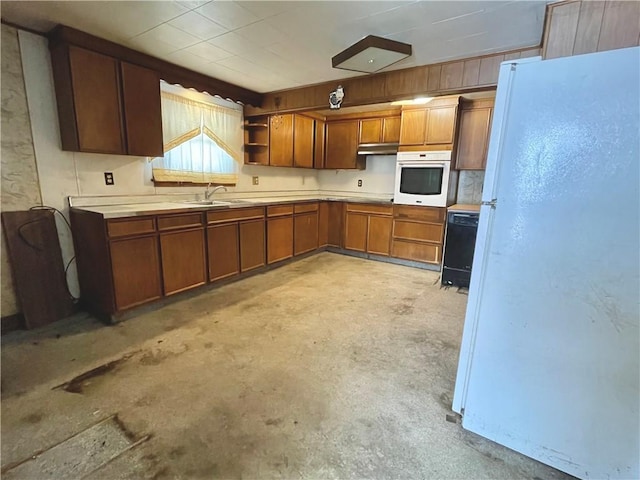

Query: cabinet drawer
left=157, top=213, right=203, bottom=231
left=391, top=239, right=441, bottom=264
left=107, top=217, right=156, bottom=238
left=267, top=204, right=294, bottom=217
left=393, top=205, right=445, bottom=224
left=346, top=203, right=392, bottom=216
left=393, top=220, right=444, bottom=243
left=207, top=207, right=264, bottom=224
left=294, top=202, right=319, bottom=214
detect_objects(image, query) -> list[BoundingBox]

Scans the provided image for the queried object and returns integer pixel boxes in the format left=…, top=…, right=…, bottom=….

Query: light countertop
left=448, top=203, right=481, bottom=213
left=72, top=195, right=395, bottom=219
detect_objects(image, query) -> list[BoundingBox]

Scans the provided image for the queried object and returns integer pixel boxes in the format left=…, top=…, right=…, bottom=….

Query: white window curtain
left=152, top=90, right=242, bottom=184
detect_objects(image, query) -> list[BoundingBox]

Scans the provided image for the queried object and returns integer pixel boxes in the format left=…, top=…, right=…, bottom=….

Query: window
left=152, top=85, right=242, bottom=185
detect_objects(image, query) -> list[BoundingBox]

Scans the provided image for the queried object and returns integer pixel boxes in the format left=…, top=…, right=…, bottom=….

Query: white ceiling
left=1, top=1, right=546, bottom=94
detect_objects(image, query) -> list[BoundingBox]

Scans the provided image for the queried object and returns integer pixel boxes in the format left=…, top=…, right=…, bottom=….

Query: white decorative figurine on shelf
left=329, top=85, right=344, bottom=109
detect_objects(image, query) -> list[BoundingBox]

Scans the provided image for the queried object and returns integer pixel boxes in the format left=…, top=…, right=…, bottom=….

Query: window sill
left=153, top=180, right=236, bottom=187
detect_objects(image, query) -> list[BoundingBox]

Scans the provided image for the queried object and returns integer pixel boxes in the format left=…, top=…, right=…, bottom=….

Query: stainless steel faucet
left=204, top=184, right=228, bottom=200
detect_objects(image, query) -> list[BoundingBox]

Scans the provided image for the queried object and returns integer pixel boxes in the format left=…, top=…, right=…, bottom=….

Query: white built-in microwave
left=393, top=151, right=458, bottom=207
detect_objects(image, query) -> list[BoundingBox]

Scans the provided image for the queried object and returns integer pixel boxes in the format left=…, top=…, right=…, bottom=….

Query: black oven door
left=399, top=166, right=444, bottom=195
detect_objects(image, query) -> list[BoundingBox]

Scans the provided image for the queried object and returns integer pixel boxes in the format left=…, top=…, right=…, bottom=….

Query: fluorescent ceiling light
left=391, top=97, right=434, bottom=106
left=332, top=35, right=412, bottom=74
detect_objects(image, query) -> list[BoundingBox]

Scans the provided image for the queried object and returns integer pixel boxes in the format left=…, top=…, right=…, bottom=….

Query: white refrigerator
left=452, top=47, right=639, bottom=480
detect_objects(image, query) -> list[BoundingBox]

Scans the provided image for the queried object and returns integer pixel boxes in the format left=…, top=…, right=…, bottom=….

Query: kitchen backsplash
left=457, top=170, right=485, bottom=204
left=317, top=155, right=396, bottom=195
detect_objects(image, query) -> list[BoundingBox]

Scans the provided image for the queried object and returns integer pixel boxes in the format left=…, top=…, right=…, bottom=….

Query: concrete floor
left=1, top=252, right=575, bottom=479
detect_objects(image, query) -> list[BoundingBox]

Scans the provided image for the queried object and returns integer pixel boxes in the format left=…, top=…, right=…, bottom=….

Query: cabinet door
left=382, top=116, right=401, bottom=143
left=314, top=120, right=325, bottom=168
left=160, top=228, right=207, bottom=295
left=294, top=212, right=318, bottom=255
left=327, top=201, right=344, bottom=248
left=269, top=114, right=294, bottom=167
left=399, top=109, right=427, bottom=145
left=239, top=219, right=265, bottom=272
left=207, top=223, right=239, bottom=282
left=391, top=240, right=441, bottom=264
left=344, top=212, right=368, bottom=252
left=455, top=106, right=493, bottom=170
left=318, top=202, right=329, bottom=247
left=110, top=236, right=162, bottom=311
left=267, top=216, right=294, bottom=264
left=367, top=215, right=392, bottom=256
left=425, top=105, right=457, bottom=145
left=325, top=120, right=360, bottom=169
left=359, top=118, right=382, bottom=144
left=120, top=62, right=163, bottom=157
left=68, top=46, right=125, bottom=154
left=293, top=114, right=314, bottom=168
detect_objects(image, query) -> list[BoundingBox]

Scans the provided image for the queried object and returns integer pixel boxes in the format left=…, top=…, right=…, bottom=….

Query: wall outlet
left=357, top=179, right=363, bottom=187
left=252, top=176, right=259, bottom=185
left=104, top=172, right=114, bottom=185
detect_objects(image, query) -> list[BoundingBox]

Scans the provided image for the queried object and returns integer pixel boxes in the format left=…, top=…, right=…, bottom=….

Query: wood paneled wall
left=542, top=1, right=640, bottom=59
left=245, top=47, right=540, bottom=115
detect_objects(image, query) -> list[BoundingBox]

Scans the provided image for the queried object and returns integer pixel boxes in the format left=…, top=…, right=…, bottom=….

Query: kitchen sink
left=181, top=199, right=249, bottom=206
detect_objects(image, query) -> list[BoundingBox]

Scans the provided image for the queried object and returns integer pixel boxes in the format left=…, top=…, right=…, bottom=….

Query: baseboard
left=1, top=313, right=25, bottom=335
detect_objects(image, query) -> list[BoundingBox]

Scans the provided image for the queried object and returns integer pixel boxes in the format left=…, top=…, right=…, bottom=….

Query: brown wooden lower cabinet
left=160, top=228, right=207, bottom=295
left=367, top=216, right=392, bottom=256
left=327, top=201, right=344, bottom=247
left=344, top=204, right=393, bottom=255
left=344, top=212, right=368, bottom=252
left=391, top=240, right=440, bottom=264
left=110, top=235, right=162, bottom=311
left=71, top=201, right=447, bottom=320
left=239, top=219, right=265, bottom=271
left=391, top=205, right=446, bottom=264
left=207, top=223, right=239, bottom=282
left=294, top=212, right=318, bottom=255
left=267, top=215, right=294, bottom=264
left=318, top=202, right=329, bottom=247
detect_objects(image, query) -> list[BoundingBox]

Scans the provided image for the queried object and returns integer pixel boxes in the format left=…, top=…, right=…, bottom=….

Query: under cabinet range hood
left=357, top=143, right=399, bottom=155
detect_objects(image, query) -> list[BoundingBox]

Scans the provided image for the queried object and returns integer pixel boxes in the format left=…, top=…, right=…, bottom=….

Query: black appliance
left=442, top=211, right=479, bottom=288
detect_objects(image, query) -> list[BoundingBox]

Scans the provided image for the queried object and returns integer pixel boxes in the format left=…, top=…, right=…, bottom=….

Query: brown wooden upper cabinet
left=269, top=113, right=294, bottom=167
left=358, top=116, right=401, bottom=144
left=293, top=114, right=314, bottom=168
left=120, top=62, right=164, bottom=157
left=49, top=44, right=163, bottom=156
left=268, top=113, right=317, bottom=168
left=455, top=99, right=494, bottom=170
left=325, top=120, right=365, bottom=170
left=399, top=97, right=460, bottom=148
left=314, top=119, right=326, bottom=169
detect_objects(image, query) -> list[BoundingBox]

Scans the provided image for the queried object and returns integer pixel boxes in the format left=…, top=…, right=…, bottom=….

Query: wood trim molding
left=47, top=25, right=263, bottom=107
left=1, top=313, right=25, bottom=335
left=245, top=46, right=540, bottom=115
left=542, top=0, right=640, bottom=59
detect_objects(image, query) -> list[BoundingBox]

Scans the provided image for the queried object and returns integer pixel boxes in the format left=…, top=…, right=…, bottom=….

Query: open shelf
left=244, top=114, right=270, bottom=166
